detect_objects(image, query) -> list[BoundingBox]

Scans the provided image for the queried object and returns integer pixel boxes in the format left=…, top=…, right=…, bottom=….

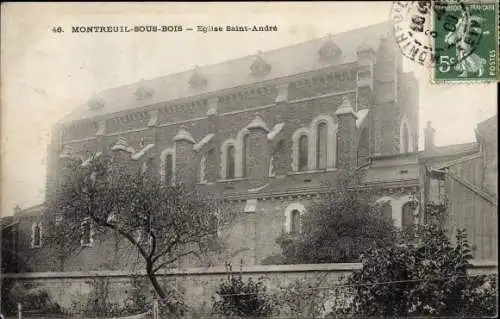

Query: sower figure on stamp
left=445, top=12, right=487, bottom=77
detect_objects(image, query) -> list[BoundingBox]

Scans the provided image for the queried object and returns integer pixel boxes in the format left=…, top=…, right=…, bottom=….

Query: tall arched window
left=242, top=134, right=250, bottom=177
left=298, top=135, right=308, bottom=171
left=316, top=122, right=328, bottom=169
left=399, top=115, right=413, bottom=153
left=165, top=154, right=173, bottom=185
left=290, top=210, right=301, bottom=234
left=357, top=127, right=369, bottom=165
left=402, top=202, right=415, bottom=229
left=198, top=155, right=207, bottom=184
left=226, top=145, right=235, bottom=179
left=31, top=222, right=42, bottom=248
left=81, top=219, right=92, bottom=247
left=402, top=123, right=409, bottom=153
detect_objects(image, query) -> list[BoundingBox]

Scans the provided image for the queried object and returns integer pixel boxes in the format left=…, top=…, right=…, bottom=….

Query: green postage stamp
left=391, top=0, right=499, bottom=82
left=434, top=1, right=498, bottom=81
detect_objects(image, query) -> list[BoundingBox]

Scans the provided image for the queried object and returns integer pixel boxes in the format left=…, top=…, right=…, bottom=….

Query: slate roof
left=13, top=203, right=46, bottom=218
left=419, top=142, right=479, bottom=159
left=63, top=22, right=391, bottom=123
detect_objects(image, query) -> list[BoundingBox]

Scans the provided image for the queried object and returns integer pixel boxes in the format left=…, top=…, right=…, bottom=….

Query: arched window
left=242, top=134, right=250, bottom=177
left=31, top=222, right=42, bottom=248
left=399, top=115, right=413, bottom=153
left=290, top=210, right=301, bottom=234
left=226, top=145, right=235, bottom=179
left=316, top=122, right=328, bottom=169
left=402, top=123, right=409, bottom=153
left=298, top=135, right=308, bottom=171
left=357, top=127, right=369, bottom=165
left=165, top=154, right=173, bottom=185
left=402, top=202, right=415, bottom=229
left=198, top=156, right=207, bottom=184
left=81, top=219, right=93, bottom=247
left=284, top=203, right=306, bottom=234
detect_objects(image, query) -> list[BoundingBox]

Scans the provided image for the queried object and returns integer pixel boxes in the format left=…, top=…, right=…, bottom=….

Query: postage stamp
left=433, top=1, right=498, bottom=82
left=390, top=0, right=499, bottom=82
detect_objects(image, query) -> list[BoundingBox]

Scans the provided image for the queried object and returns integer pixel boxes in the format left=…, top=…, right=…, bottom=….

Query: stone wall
left=3, top=261, right=496, bottom=315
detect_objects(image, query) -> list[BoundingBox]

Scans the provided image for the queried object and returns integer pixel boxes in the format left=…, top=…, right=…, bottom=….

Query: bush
left=212, top=262, right=275, bottom=317
left=273, top=275, right=330, bottom=317
left=276, top=170, right=398, bottom=264
left=329, top=222, right=498, bottom=317
left=154, top=284, right=189, bottom=318
left=4, top=283, right=62, bottom=315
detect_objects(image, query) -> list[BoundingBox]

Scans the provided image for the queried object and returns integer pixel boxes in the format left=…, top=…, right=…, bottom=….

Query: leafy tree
left=329, top=202, right=498, bottom=317
left=276, top=170, right=398, bottom=264
left=44, top=153, right=234, bottom=306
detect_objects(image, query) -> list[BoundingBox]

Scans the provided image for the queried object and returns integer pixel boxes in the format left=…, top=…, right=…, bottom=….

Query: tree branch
left=152, top=249, right=199, bottom=273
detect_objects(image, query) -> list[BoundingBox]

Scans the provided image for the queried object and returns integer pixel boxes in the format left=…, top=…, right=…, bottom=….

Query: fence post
left=152, top=299, right=158, bottom=319
left=17, top=303, right=22, bottom=319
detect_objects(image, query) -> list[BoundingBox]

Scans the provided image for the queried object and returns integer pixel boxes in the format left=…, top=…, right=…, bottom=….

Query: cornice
left=209, top=179, right=419, bottom=202
left=59, top=61, right=363, bottom=131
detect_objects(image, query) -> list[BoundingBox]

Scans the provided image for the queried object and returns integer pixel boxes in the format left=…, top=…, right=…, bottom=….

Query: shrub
left=277, top=170, right=398, bottom=264
left=4, top=283, right=61, bottom=315
left=273, top=274, right=330, bottom=318
left=212, top=262, right=275, bottom=317
left=154, top=284, right=189, bottom=318
left=329, top=221, right=498, bottom=317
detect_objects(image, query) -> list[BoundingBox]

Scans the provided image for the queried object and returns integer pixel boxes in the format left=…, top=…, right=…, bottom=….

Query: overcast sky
left=1, top=2, right=497, bottom=216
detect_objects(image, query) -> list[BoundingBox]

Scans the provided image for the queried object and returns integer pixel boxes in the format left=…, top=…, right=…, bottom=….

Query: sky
left=1, top=2, right=497, bottom=216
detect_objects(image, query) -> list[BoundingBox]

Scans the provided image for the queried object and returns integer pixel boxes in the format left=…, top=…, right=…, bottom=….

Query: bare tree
left=44, top=153, right=234, bottom=300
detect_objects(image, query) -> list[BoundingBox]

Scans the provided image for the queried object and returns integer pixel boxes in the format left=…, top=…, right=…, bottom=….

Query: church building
left=7, top=22, right=425, bottom=271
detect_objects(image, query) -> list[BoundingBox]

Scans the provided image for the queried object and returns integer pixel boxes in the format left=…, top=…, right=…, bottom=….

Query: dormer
left=189, top=66, right=208, bottom=89
left=134, top=86, right=154, bottom=100
left=88, top=97, right=105, bottom=110
left=250, top=51, right=271, bottom=77
left=318, top=34, right=342, bottom=60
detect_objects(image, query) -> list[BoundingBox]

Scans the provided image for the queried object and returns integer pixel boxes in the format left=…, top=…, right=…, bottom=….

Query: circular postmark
left=390, top=1, right=483, bottom=68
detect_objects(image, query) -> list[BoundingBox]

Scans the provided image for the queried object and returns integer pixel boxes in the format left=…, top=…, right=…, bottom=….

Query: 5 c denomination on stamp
left=434, top=1, right=498, bottom=82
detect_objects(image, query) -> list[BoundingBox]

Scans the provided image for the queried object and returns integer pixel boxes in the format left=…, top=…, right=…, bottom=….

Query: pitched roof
left=63, top=22, right=391, bottom=123
left=419, top=142, right=479, bottom=159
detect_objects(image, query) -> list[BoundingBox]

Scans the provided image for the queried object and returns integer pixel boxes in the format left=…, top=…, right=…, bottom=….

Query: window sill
left=287, top=168, right=337, bottom=175
left=217, top=177, right=249, bottom=183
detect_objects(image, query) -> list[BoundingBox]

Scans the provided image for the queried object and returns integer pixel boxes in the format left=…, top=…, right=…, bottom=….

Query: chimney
left=13, top=205, right=22, bottom=215
left=424, top=121, right=435, bottom=151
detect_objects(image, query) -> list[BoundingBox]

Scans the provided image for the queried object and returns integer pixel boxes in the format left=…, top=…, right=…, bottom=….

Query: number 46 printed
left=438, top=56, right=457, bottom=73
left=51, top=26, right=64, bottom=33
